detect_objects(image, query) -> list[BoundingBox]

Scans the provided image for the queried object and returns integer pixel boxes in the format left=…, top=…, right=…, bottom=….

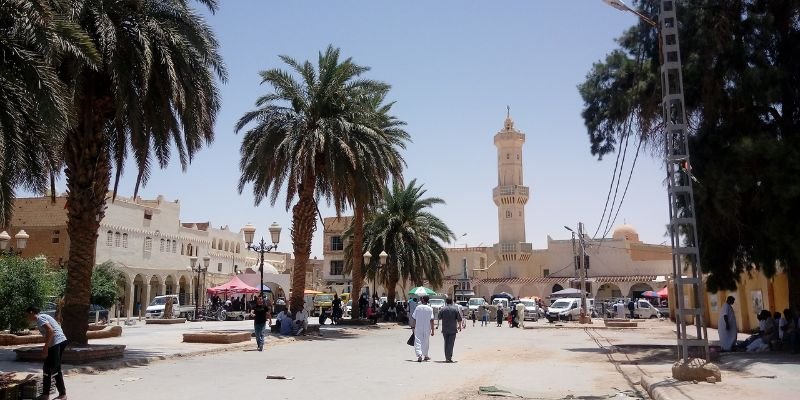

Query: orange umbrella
left=304, top=289, right=323, bottom=295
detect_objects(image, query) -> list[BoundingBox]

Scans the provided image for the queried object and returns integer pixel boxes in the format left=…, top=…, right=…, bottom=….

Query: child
left=470, top=309, right=477, bottom=327
left=496, top=307, right=503, bottom=327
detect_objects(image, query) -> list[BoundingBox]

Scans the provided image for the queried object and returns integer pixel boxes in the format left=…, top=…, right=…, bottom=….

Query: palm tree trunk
left=350, top=202, right=365, bottom=319
left=61, top=93, right=112, bottom=345
left=290, top=175, right=317, bottom=315
left=386, top=262, right=399, bottom=305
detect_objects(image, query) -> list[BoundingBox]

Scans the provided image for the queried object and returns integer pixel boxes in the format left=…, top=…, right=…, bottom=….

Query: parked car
left=42, top=302, right=109, bottom=323
left=145, top=295, right=193, bottom=319
left=517, top=299, right=539, bottom=322
left=88, top=304, right=109, bottom=323
left=429, top=298, right=446, bottom=317
left=468, top=297, right=487, bottom=313
left=345, top=300, right=352, bottom=316
left=634, top=300, right=661, bottom=319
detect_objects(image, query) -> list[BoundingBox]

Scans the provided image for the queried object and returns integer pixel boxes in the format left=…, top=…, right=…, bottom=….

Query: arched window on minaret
left=506, top=210, right=512, bottom=218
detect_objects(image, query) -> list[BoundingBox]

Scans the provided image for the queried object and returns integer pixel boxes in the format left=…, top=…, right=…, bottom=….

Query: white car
left=429, top=298, right=446, bottom=316
left=468, top=297, right=487, bottom=312
left=634, top=300, right=661, bottom=319
left=517, top=299, right=539, bottom=321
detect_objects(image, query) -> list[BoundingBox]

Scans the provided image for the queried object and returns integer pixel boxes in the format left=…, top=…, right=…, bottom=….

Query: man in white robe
left=412, top=296, right=435, bottom=362
left=718, top=296, right=738, bottom=351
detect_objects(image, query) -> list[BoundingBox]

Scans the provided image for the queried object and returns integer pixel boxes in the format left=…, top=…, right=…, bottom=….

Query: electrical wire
left=591, top=38, right=648, bottom=245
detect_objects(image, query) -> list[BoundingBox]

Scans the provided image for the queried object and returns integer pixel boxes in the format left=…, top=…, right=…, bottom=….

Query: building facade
left=10, top=194, right=289, bottom=317
left=321, top=216, right=353, bottom=294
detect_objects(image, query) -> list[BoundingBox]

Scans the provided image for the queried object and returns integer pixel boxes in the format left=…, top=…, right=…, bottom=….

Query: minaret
left=492, top=108, right=533, bottom=277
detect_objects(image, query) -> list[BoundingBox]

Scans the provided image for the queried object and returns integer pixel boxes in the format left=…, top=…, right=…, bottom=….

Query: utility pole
left=578, top=222, right=588, bottom=323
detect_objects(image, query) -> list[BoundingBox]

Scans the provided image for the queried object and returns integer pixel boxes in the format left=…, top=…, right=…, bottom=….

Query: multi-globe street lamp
left=242, top=222, right=282, bottom=299
left=0, top=230, right=29, bottom=256
left=187, top=255, right=211, bottom=320
left=362, top=250, right=388, bottom=304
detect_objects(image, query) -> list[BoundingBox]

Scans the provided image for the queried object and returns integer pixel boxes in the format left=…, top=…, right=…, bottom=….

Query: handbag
left=407, top=333, right=415, bottom=346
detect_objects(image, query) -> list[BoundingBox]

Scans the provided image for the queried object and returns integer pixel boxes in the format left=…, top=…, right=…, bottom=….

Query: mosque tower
left=492, top=109, right=533, bottom=277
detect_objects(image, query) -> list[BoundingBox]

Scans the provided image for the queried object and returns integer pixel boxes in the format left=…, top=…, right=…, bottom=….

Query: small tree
left=52, top=261, right=123, bottom=309
left=0, top=256, right=55, bottom=332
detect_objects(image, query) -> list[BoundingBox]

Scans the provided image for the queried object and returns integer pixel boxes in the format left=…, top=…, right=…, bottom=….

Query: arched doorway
left=179, top=276, right=189, bottom=305
left=630, top=283, right=654, bottom=298
left=552, top=284, right=564, bottom=293
left=519, top=285, right=537, bottom=298
left=494, top=284, right=514, bottom=296
left=116, top=274, right=131, bottom=317
left=148, top=275, right=162, bottom=303
left=596, top=283, right=622, bottom=301
left=165, top=275, right=176, bottom=295
left=132, top=274, right=146, bottom=317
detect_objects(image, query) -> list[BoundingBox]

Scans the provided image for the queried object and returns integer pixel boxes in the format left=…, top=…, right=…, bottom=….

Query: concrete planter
left=15, top=344, right=126, bottom=364
left=145, top=318, right=187, bottom=325
left=183, top=331, right=251, bottom=344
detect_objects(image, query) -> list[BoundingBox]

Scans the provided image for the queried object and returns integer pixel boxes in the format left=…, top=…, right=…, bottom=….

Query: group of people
left=717, top=296, right=800, bottom=352
left=409, top=296, right=465, bottom=363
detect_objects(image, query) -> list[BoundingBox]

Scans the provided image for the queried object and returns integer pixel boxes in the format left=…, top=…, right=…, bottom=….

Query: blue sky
left=53, top=1, right=672, bottom=257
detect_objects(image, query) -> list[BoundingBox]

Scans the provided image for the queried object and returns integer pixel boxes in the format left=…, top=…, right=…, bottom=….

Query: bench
left=269, top=323, right=320, bottom=335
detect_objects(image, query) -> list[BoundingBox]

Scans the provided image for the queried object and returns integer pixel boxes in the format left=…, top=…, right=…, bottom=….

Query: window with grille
left=106, top=231, right=113, bottom=246
left=172, top=240, right=176, bottom=253
left=217, top=262, right=222, bottom=272
left=122, top=234, right=128, bottom=248
left=543, top=269, right=550, bottom=277
left=114, top=232, right=121, bottom=247
left=329, top=260, right=344, bottom=275
left=331, top=236, right=343, bottom=251
left=144, top=237, right=152, bottom=253
left=160, top=239, right=165, bottom=252
left=51, top=230, right=60, bottom=244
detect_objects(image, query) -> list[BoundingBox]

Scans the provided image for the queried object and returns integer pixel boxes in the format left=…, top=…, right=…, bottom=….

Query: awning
left=206, top=276, right=259, bottom=295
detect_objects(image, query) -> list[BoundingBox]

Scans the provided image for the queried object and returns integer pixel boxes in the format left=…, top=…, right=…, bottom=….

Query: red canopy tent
left=206, top=276, right=259, bottom=296
left=656, top=286, right=669, bottom=299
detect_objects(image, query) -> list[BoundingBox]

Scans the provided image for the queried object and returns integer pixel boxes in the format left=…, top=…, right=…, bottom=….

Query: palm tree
left=0, top=0, right=96, bottom=226
left=360, top=179, right=454, bottom=305
left=236, top=46, right=395, bottom=315
left=338, top=91, right=408, bottom=319
left=58, top=0, right=226, bottom=344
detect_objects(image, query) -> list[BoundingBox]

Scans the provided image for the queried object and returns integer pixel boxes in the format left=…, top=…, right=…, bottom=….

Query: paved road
left=65, top=320, right=648, bottom=400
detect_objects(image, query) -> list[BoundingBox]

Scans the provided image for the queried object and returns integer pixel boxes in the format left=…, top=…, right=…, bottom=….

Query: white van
left=634, top=299, right=661, bottom=319
left=546, top=297, right=595, bottom=322
left=468, top=297, right=487, bottom=312
left=492, top=298, right=509, bottom=314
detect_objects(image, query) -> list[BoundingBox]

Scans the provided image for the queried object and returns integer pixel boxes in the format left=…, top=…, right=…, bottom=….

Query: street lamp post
left=187, top=255, right=211, bottom=320
left=603, top=0, right=711, bottom=366
left=363, top=250, right=388, bottom=305
left=242, top=222, right=282, bottom=299
left=0, top=230, right=29, bottom=256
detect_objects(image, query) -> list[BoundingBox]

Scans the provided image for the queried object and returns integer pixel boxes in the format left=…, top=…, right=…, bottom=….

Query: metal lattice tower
left=659, top=0, right=709, bottom=361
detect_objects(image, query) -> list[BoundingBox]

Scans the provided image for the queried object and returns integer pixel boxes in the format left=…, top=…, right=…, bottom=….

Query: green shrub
left=51, top=261, right=123, bottom=309
left=0, top=256, right=55, bottom=332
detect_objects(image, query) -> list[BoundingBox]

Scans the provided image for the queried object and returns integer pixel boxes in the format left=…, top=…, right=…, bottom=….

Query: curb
left=62, top=341, right=254, bottom=375
left=641, top=375, right=679, bottom=400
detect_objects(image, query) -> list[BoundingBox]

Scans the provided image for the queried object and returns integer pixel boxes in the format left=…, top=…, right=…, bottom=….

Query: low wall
left=0, top=326, right=122, bottom=346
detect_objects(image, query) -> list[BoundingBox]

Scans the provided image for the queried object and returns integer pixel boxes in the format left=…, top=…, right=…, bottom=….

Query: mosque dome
left=249, top=261, right=279, bottom=275
left=612, top=224, right=640, bottom=242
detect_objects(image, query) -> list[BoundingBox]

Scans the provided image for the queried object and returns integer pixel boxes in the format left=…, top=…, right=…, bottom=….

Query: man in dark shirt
left=437, top=298, right=463, bottom=362
left=250, top=296, right=271, bottom=351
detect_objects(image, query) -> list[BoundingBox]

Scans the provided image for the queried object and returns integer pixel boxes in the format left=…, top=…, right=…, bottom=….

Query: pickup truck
left=145, top=295, right=194, bottom=319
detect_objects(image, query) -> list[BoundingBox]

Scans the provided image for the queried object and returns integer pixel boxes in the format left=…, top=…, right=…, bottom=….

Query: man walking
left=628, top=299, right=636, bottom=319
left=408, top=297, right=418, bottom=328
left=515, top=301, right=526, bottom=328
left=438, top=298, right=462, bottom=362
left=411, top=296, right=434, bottom=362
left=250, top=295, right=270, bottom=351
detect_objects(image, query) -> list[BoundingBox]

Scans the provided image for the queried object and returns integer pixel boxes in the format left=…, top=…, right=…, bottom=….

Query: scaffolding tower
left=659, top=0, right=710, bottom=361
